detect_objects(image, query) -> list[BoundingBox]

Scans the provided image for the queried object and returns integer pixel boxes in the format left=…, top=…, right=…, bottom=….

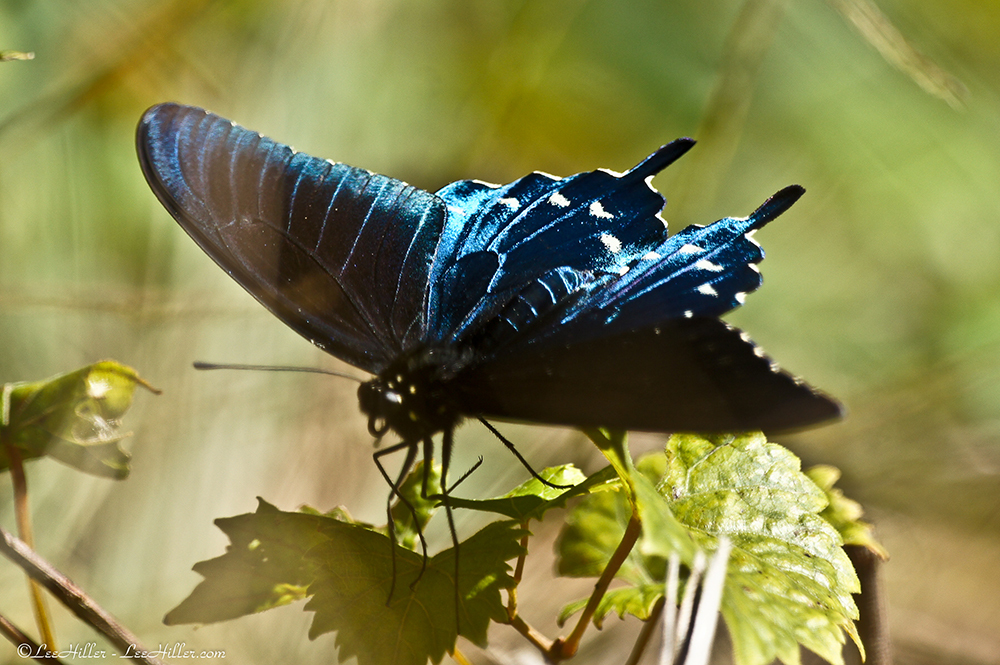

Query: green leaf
left=555, top=432, right=863, bottom=665
left=167, top=498, right=525, bottom=665
left=581, top=428, right=633, bottom=486
left=447, top=464, right=614, bottom=521
left=662, top=433, right=861, bottom=665
left=807, top=465, right=889, bottom=560
left=164, top=498, right=333, bottom=624
left=1, top=360, right=159, bottom=479
left=306, top=519, right=525, bottom=665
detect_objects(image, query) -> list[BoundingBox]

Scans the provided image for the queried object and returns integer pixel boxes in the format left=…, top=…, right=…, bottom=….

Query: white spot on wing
left=695, top=259, right=723, bottom=272
left=748, top=263, right=760, bottom=274
left=679, top=244, right=703, bottom=254
left=589, top=201, right=614, bottom=219
left=697, top=283, right=718, bottom=296
left=549, top=192, right=571, bottom=207
left=642, top=251, right=661, bottom=261
left=500, top=197, right=520, bottom=210
left=735, top=292, right=746, bottom=304
left=600, top=233, right=622, bottom=253
left=470, top=179, right=501, bottom=189
left=684, top=310, right=693, bottom=318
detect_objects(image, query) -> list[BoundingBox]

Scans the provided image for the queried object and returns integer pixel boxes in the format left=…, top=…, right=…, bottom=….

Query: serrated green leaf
left=662, top=433, right=861, bottom=665
left=555, top=432, right=863, bottom=665
left=447, top=464, right=613, bottom=521
left=305, top=519, right=525, bottom=665
left=164, top=498, right=332, bottom=624
left=807, top=465, right=889, bottom=560
left=167, top=498, right=525, bottom=665
left=1, top=360, right=159, bottom=479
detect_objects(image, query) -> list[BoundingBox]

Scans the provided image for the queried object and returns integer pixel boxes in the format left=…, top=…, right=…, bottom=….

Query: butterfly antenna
left=192, top=361, right=364, bottom=383
left=478, top=418, right=574, bottom=490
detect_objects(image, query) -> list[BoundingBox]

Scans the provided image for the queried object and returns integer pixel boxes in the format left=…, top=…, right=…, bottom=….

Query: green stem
left=2, top=433, right=57, bottom=650
left=551, top=511, right=643, bottom=661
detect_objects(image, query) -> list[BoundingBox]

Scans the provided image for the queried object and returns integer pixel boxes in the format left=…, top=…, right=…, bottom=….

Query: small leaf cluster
left=166, top=432, right=884, bottom=665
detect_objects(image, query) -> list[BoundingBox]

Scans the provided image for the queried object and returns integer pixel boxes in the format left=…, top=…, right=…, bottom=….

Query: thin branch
left=506, top=528, right=530, bottom=620
left=0, top=611, right=67, bottom=664
left=508, top=614, right=555, bottom=654
left=552, top=512, right=643, bottom=661
left=0, top=524, right=168, bottom=665
left=625, top=596, right=665, bottom=665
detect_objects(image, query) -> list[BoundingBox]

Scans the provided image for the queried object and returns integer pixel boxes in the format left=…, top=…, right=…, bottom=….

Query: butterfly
left=137, top=102, right=840, bottom=563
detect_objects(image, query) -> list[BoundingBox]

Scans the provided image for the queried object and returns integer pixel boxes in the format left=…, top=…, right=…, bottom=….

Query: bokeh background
left=1, top=0, right=998, bottom=663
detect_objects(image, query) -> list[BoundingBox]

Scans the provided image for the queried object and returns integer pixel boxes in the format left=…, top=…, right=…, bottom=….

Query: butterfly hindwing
left=137, top=104, right=445, bottom=372
left=451, top=317, right=841, bottom=433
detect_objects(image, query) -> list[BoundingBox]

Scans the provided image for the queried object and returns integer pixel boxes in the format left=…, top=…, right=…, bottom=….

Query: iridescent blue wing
left=137, top=103, right=444, bottom=373
left=426, top=140, right=694, bottom=343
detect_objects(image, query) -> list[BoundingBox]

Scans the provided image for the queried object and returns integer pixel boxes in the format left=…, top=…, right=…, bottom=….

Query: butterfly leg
left=373, top=440, right=422, bottom=603
left=437, top=427, right=463, bottom=635
left=478, top=417, right=574, bottom=489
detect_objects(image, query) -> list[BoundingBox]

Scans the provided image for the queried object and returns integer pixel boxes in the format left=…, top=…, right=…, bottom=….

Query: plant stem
left=0, top=611, right=67, bottom=664
left=506, top=528, right=530, bottom=620
left=2, top=430, right=57, bottom=650
left=551, top=511, right=643, bottom=661
left=450, top=646, right=473, bottom=665
left=0, top=524, right=167, bottom=665
left=625, top=597, right=665, bottom=665
left=508, top=613, right=554, bottom=654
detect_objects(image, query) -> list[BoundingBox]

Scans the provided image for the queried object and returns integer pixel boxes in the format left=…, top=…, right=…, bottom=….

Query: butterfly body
left=137, top=102, right=840, bottom=463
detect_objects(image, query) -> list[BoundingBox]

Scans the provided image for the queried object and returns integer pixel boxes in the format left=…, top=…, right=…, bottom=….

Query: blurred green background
left=1, top=0, right=998, bottom=663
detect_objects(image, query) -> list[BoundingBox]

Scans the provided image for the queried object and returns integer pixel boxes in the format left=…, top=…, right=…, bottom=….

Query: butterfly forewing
left=138, top=103, right=444, bottom=372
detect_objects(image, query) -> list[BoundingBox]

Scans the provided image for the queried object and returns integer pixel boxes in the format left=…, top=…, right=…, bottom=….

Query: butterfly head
left=357, top=347, right=467, bottom=443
